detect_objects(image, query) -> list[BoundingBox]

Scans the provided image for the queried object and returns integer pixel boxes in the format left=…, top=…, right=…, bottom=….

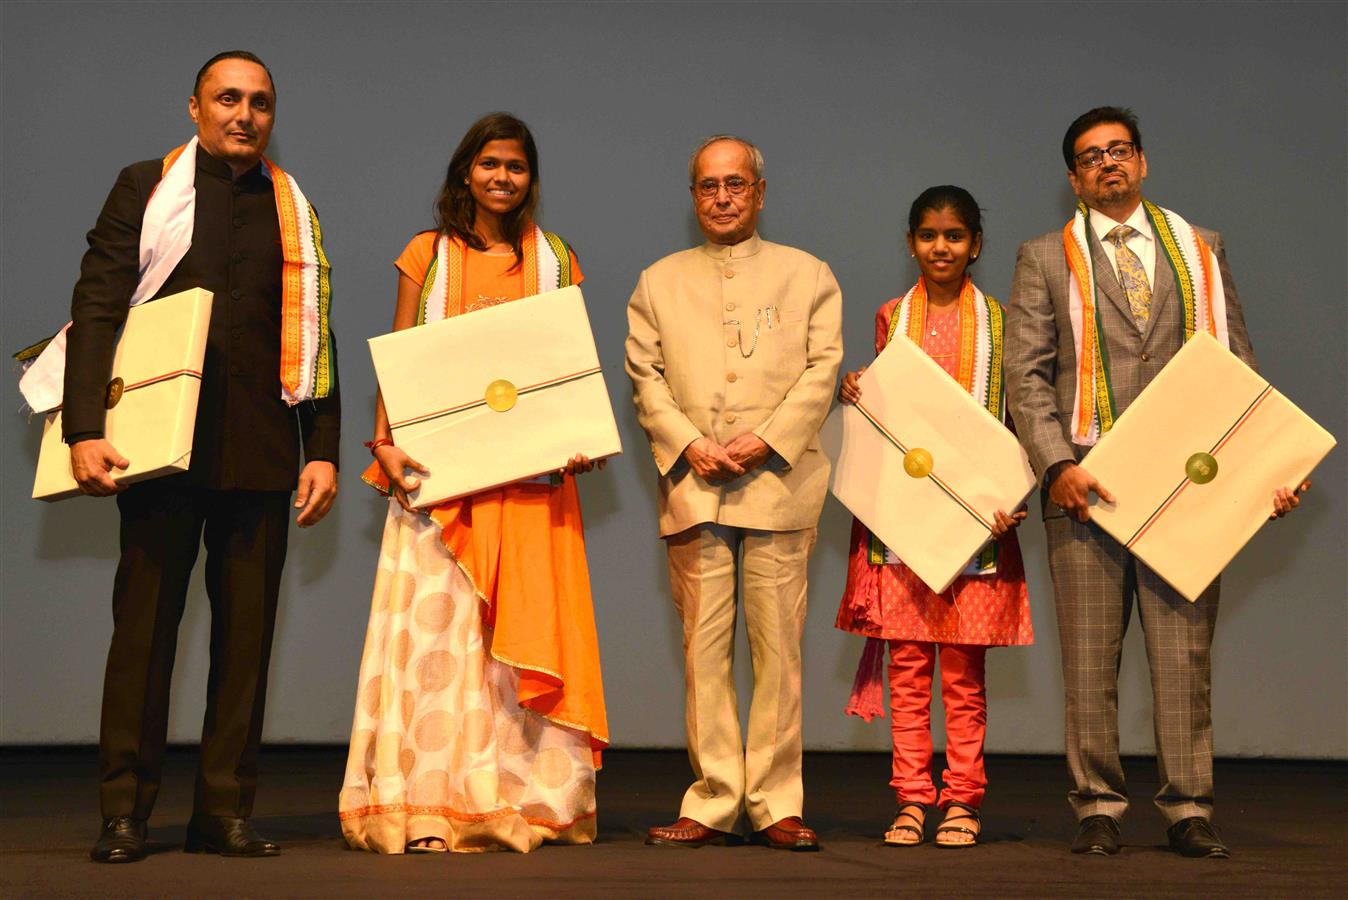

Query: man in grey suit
left=1006, top=107, right=1305, bottom=859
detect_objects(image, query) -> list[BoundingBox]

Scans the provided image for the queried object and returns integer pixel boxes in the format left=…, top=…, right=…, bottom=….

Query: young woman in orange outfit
left=339, top=113, right=608, bottom=855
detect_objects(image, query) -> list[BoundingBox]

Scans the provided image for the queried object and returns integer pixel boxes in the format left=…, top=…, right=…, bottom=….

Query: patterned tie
left=1106, top=224, right=1151, bottom=329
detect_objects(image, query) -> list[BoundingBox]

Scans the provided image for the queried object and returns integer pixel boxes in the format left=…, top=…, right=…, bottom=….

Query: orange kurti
left=363, top=231, right=608, bottom=764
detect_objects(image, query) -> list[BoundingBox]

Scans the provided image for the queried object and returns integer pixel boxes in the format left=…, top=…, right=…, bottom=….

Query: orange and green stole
left=1064, top=199, right=1229, bottom=445
left=416, top=225, right=573, bottom=324
left=157, top=141, right=334, bottom=405
left=15, top=137, right=332, bottom=412
left=867, top=276, right=1006, bottom=575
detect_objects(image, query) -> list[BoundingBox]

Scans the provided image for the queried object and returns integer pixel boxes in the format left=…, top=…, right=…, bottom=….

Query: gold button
left=724, top=268, right=736, bottom=279
left=727, top=373, right=738, bottom=382
left=725, top=413, right=738, bottom=424
left=725, top=303, right=735, bottom=311
left=727, top=337, right=737, bottom=347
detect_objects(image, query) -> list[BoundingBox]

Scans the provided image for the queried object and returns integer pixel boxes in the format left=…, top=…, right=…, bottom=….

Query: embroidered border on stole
left=1064, top=199, right=1228, bottom=445
left=417, top=226, right=572, bottom=325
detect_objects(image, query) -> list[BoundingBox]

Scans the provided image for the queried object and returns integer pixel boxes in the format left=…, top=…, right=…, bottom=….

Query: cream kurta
left=625, top=233, right=844, bottom=536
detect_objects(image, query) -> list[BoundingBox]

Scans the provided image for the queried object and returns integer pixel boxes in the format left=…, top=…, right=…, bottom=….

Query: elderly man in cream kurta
left=626, top=136, right=842, bottom=851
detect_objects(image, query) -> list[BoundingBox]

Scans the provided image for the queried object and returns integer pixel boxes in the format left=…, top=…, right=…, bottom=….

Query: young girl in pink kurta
left=835, top=186, right=1032, bottom=848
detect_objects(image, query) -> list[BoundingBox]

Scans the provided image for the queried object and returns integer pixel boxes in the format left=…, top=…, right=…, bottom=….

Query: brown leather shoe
left=646, top=817, right=739, bottom=848
left=753, top=816, right=820, bottom=851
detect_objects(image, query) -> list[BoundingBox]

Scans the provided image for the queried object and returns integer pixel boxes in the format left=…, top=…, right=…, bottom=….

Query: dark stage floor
left=2, top=748, right=1344, bottom=898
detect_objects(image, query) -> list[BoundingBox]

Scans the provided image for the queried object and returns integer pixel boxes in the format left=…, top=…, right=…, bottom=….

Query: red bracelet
left=364, top=438, right=394, bottom=455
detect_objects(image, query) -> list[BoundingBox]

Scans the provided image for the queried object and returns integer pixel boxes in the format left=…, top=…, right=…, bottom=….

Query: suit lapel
left=1140, top=243, right=1176, bottom=346
left=1087, top=230, right=1136, bottom=326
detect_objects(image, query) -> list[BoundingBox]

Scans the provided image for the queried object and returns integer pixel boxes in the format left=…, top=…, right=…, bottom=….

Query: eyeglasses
left=1074, top=142, right=1137, bottom=170
left=693, top=177, right=759, bottom=199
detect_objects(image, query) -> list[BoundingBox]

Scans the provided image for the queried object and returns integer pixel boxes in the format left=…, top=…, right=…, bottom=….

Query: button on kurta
left=727, top=337, right=737, bottom=348
left=725, top=303, right=735, bottom=311
left=727, top=373, right=738, bottom=382
left=1140, top=352, right=1150, bottom=361
left=231, top=288, right=242, bottom=300
left=231, top=252, right=244, bottom=264
left=723, top=268, right=736, bottom=279
left=724, top=413, right=738, bottom=424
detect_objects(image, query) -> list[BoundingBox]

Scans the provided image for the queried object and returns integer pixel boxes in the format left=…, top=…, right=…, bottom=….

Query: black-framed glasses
left=1075, top=142, right=1137, bottom=169
left=693, top=176, right=759, bottom=199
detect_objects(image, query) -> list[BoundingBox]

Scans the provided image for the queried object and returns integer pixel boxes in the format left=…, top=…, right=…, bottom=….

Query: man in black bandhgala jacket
left=62, top=50, right=340, bottom=864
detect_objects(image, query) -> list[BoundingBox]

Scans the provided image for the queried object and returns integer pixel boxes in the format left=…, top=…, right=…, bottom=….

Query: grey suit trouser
left=1046, top=515, right=1218, bottom=825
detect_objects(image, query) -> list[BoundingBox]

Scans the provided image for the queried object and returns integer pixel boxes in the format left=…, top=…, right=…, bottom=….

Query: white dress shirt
left=1089, top=203, right=1156, bottom=288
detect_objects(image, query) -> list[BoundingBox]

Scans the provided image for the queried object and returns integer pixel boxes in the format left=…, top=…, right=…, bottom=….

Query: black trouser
left=99, top=480, right=290, bottom=820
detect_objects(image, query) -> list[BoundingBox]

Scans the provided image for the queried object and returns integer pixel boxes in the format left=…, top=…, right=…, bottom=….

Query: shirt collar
left=1088, top=202, right=1153, bottom=244
left=701, top=232, right=762, bottom=260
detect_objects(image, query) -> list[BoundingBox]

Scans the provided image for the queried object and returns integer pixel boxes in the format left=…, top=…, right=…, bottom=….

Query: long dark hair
left=433, top=112, right=540, bottom=268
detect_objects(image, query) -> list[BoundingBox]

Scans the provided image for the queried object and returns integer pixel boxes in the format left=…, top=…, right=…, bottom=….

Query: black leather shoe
left=1167, top=816, right=1230, bottom=858
left=91, top=816, right=147, bottom=863
left=1070, top=814, right=1120, bottom=855
left=184, top=815, right=280, bottom=857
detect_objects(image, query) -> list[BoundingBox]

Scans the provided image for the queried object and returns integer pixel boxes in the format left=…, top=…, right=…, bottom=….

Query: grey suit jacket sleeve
left=1209, top=232, right=1257, bottom=371
left=1005, top=237, right=1076, bottom=478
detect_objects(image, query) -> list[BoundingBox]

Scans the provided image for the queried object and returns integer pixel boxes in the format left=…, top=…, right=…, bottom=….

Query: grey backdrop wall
left=2, top=1, right=1344, bottom=758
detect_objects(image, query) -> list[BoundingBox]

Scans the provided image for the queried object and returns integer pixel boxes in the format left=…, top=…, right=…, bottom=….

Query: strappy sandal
left=883, top=802, right=927, bottom=847
left=405, top=837, right=448, bottom=854
left=935, top=801, right=980, bottom=849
